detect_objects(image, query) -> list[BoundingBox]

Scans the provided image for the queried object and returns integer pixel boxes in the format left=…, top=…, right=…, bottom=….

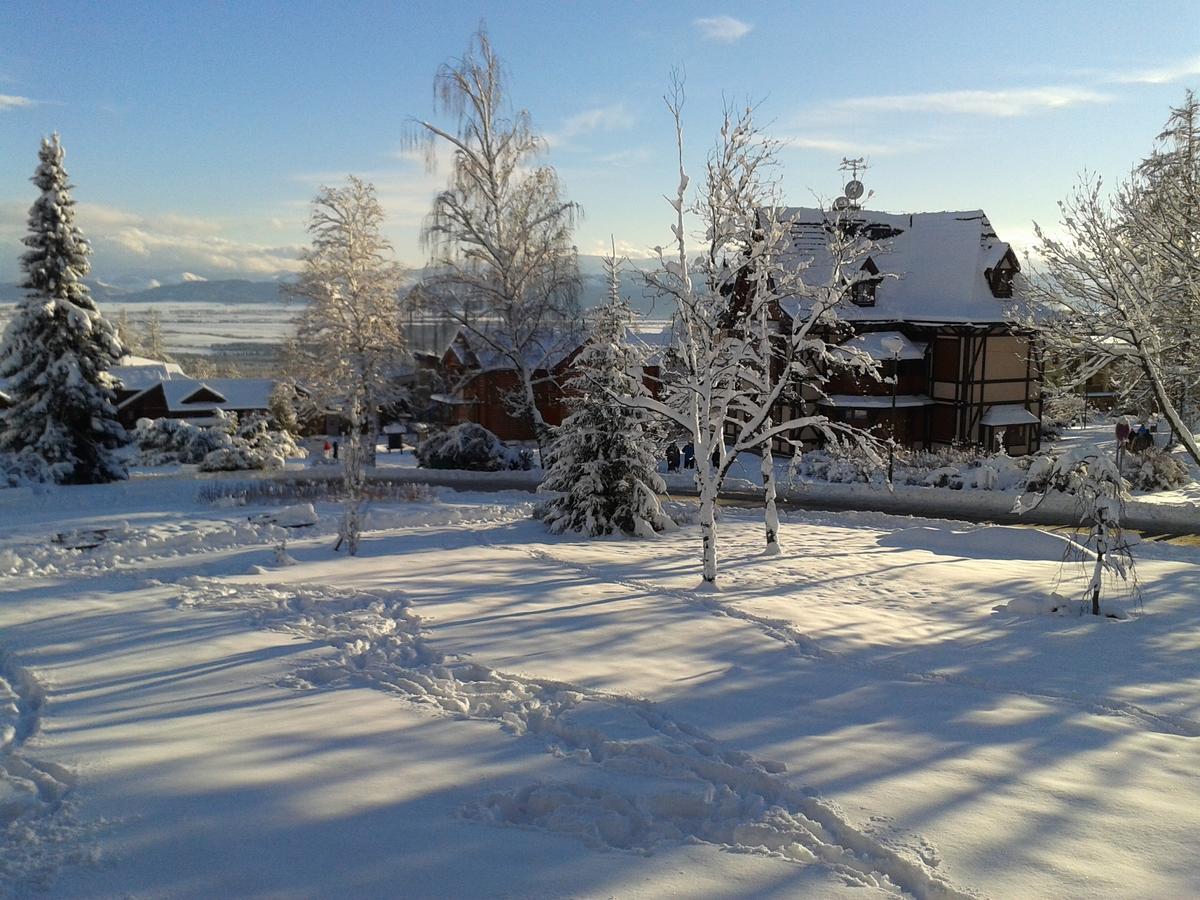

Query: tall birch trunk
left=761, top=441, right=780, bottom=555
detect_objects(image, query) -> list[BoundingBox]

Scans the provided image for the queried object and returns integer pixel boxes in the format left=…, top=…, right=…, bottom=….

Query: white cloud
left=693, top=15, right=753, bottom=42
left=180, top=271, right=207, bottom=282
left=545, top=103, right=635, bottom=149
left=587, top=238, right=657, bottom=260
left=78, top=204, right=303, bottom=280
left=781, top=135, right=934, bottom=156
left=824, top=86, right=1110, bottom=118
left=0, top=94, right=36, bottom=111
left=1105, top=55, right=1200, bottom=85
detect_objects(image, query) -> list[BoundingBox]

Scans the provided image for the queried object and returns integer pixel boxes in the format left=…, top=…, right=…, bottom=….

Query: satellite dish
left=833, top=196, right=851, bottom=210
left=844, top=179, right=865, bottom=200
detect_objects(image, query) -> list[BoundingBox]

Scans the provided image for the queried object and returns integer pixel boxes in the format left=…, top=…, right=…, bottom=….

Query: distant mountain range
left=1, top=261, right=672, bottom=316
left=0, top=278, right=287, bottom=306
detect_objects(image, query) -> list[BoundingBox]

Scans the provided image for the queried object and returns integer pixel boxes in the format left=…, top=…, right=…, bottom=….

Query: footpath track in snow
left=0, top=649, right=89, bottom=889
left=174, top=577, right=977, bottom=900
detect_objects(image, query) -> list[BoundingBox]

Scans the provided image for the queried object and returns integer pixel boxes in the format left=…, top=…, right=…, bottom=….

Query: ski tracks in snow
left=509, top=543, right=1200, bottom=740
left=174, top=578, right=978, bottom=900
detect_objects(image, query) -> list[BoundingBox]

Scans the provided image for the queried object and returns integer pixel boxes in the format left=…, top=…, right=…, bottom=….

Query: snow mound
left=992, top=593, right=1072, bottom=617
left=878, top=524, right=1090, bottom=563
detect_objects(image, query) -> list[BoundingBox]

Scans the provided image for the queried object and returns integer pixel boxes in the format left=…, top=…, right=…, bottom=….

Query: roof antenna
left=835, top=157, right=872, bottom=211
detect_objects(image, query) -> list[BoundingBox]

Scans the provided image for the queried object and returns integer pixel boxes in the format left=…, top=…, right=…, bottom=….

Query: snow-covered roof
left=773, top=207, right=1022, bottom=325
left=111, top=355, right=188, bottom=391
left=445, top=327, right=584, bottom=373
left=835, top=331, right=927, bottom=362
left=818, top=394, right=934, bottom=409
left=429, top=392, right=476, bottom=406
left=120, top=378, right=277, bottom=414
left=980, top=405, right=1040, bottom=426
left=626, top=325, right=675, bottom=365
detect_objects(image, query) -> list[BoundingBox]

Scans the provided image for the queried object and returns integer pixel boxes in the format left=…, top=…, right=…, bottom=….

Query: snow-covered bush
left=133, top=412, right=234, bottom=465
left=415, top=423, right=532, bottom=472
left=135, top=411, right=303, bottom=472
left=790, top=443, right=1043, bottom=493
left=0, top=449, right=52, bottom=488
left=1123, top=447, right=1190, bottom=491
left=199, top=414, right=305, bottom=472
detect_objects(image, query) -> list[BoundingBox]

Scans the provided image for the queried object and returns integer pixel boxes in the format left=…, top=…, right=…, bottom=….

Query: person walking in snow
left=666, top=440, right=680, bottom=473
left=682, top=441, right=695, bottom=470
left=323, top=439, right=332, bottom=458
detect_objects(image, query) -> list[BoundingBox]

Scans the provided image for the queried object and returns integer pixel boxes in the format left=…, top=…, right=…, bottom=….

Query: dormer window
left=849, top=257, right=881, bottom=307
left=851, top=280, right=878, bottom=306
left=986, top=249, right=1019, bottom=298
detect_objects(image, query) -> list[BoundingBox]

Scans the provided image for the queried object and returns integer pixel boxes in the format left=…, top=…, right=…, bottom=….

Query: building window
left=850, top=280, right=878, bottom=307
left=986, top=253, right=1018, bottom=298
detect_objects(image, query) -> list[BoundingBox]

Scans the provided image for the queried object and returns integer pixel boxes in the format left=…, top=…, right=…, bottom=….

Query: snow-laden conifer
left=540, top=255, right=672, bottom=537
left=0, top=135, right=128, bottom=483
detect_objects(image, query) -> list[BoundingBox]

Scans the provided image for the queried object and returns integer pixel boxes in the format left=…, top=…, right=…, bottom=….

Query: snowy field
left=3, top=473, right=1200, bottom=898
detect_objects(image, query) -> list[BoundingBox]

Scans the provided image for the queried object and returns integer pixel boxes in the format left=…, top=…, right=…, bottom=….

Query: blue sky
left=2, top=0, right=1198, bottom=287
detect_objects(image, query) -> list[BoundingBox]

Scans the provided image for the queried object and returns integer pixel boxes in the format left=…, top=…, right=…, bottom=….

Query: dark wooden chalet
left=770, top=207, right=1043, bottom=455
left=430, top=329, right=583, bottom=442
left=117, top=378, right=279, bottom=429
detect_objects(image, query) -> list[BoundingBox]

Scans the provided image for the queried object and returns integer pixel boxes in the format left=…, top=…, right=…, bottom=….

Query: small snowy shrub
left=136, top=410, right=302, bottom=472
left=1123, top=447, right=1190, bottom=491
left=0, top=449, right=52, bottom=488
left=415, top=423, right=531, bottom=471
left=134, top=414, right=234, bottom=465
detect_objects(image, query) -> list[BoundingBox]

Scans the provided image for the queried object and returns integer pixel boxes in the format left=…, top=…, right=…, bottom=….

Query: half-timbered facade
left=772, top=207, right=1043, bottom=455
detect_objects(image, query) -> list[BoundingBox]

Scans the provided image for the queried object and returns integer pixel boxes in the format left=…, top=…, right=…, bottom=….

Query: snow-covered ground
left=3, top=473, right=1200, bottom=897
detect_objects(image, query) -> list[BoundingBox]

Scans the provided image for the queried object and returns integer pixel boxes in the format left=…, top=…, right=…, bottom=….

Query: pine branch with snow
left=0, top=135, right=129, bottom=484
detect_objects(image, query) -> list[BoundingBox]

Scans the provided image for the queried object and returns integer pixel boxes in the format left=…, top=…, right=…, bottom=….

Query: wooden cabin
left=431, top=329, right=583, bottom=442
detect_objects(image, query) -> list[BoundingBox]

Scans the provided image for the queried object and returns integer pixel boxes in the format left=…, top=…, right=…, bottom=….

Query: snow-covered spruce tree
left=624, top=84, right=884, bottom=583
left=410, top=28, right=581, bottom=459
left=1014, top=446, right=1135, bottom=616
left=284, top=177, right=406, bottom=555
left=540, top=254, right=672, bottom=537
left=0, top=134, right=129, bottom=484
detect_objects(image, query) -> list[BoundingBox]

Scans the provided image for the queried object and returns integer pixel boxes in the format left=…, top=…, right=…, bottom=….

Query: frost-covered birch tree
left=1124, top=91, right=1200, bottom=436
left=539, top=252, right=672, bottom=537
left=285, top=177, right=406, bottom=555
left=0, top=134, right=129, bottom=484
left=625, top=87, right=883, bottom=581
left=142, top=308, right=171, bottom=361
left=1022, top=95, right=1200, bottom=466
left=410, top=29, right=581, bottom=457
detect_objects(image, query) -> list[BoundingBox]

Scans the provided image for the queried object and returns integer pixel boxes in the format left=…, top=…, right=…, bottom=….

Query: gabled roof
left=773, top=207, right=1024, bottom=325
left=443, top=327, right=584, bottom=373
left=120, top=378, right=277, bottom=415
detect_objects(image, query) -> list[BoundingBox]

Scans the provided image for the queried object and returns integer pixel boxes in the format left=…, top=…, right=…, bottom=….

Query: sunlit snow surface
left=2, top=472, right=1199, bottom=898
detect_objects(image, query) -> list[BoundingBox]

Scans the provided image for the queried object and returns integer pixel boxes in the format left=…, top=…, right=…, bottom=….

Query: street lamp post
left=881, top=336, right=905, bottom=484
